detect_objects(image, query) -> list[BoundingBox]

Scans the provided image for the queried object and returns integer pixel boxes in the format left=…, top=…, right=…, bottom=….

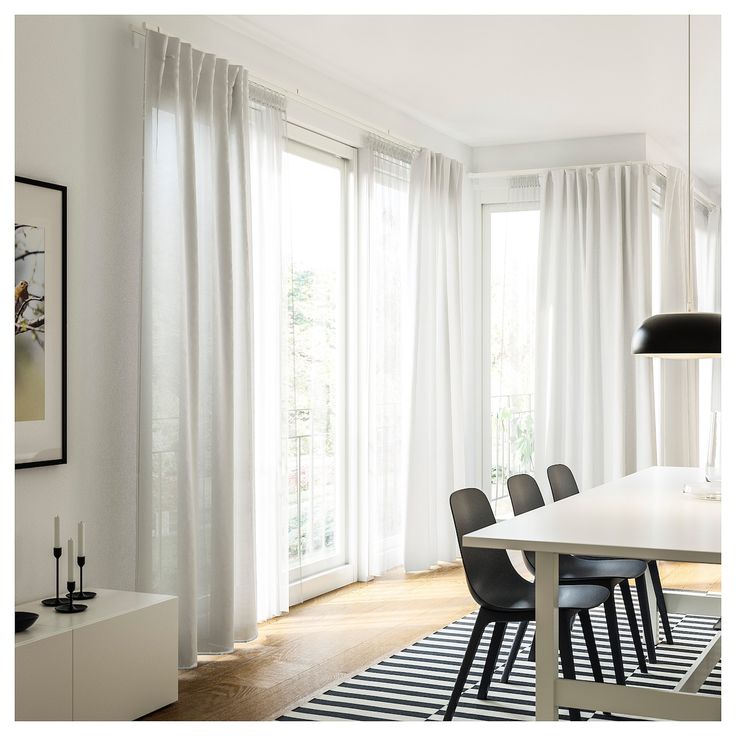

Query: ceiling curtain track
left=248, top=81, right=286, bottom=110
left=366, top=132, right=417, bottom=163
left=131, top=22, right=420, bottom=154
left=508, top=174, right=541, bottom=203
left=472, top=162, right=717, bottom=211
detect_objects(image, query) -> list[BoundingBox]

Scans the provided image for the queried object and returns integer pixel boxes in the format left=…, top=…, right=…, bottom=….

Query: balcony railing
left=489, top=393, right=534, bottom=503
left=287, top=408, right=335, bottom=564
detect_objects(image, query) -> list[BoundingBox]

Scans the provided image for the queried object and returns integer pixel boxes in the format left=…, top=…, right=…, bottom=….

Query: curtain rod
left=129, top=22, right=420, bottom=154
left=470, top=161, right=719, bottom=210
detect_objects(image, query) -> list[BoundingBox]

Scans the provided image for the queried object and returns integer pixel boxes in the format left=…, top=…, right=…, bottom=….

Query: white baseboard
left=289, top=563, right=356, bottom=606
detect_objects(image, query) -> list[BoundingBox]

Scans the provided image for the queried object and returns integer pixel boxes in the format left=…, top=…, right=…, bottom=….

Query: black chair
left=507, top=473, right=649, bottom=684
left=547, top=463, right=674, bottom=659
left=447, top=487, right=610, bottom=721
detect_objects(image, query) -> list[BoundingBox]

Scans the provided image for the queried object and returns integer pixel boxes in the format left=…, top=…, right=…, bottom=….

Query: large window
left=283, top=129, right=353, bottom=593
left=481, top=175, right=718, bottom=515
left=482, top=203, right=540, bottom=515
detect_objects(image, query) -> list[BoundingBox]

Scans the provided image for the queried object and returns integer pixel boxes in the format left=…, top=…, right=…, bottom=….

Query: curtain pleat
left=705, top=208, right=721, bottom=412
left=138, top=30, right=257, bottom=668
left=357, top=138, right=412, bottom=580
left=534, top=164, right=657, bottom=497
left=659, top=166, right=699, bottom=466
left=693, top=202, right=721, bottom=464
left=249, top=89, right=290, bottom=621
left=403, top=149, right=466, bottom=572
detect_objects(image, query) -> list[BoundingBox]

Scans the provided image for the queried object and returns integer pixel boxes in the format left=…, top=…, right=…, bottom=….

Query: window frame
left=283, top=122, right=358, bottom=605
left=480, top=201, right=540, bottom=516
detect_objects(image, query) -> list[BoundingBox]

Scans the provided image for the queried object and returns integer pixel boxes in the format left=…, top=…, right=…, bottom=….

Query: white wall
left=645, top=134, right=720, bottom=205
left=141, top=15, right=472, bottom=166
left=15, top=14, right=478, bottom=602
left=15, top=15, right=145, bottom=602
left=471, top=133, right=647, bottom=174
left=471, top=132, right=720, bottom=207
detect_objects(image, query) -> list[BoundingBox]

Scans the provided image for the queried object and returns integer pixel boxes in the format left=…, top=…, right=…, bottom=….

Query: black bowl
left=15, top=611, right=39, bottom=633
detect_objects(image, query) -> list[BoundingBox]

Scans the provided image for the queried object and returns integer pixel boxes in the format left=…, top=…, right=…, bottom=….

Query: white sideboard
left=16, top=588, right=178, bottom=721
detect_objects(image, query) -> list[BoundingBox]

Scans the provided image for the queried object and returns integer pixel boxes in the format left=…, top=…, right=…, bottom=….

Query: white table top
left=15, top=588, right=176, bottom=647
left=464, top=466, right=721, bottom=564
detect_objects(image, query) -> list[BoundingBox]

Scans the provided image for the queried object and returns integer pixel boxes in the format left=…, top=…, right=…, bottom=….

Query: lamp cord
left=686, top=14, right=695, bottom=313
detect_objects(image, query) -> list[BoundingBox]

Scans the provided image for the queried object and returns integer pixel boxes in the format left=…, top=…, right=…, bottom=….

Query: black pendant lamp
left=631, top=312, right=720, bottom=358
left=631, top=15, right=721, bottom=359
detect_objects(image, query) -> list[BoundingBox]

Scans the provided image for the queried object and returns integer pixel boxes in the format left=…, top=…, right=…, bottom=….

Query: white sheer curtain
left=248, top=85, right=290, bottom=620
left=357, top=137, right=412, bottom=580
left=403, top=149, right=466, bottom=572
left=508, top=174, right=541, bottom=203
left=534, top=164, right=657, bottom=497
left=704, top=207, right=721, bottom=412
left=695, top=204, right=721, bottom=460
left=138, top=31, right=256, bottom=668
left=659, top=166, right=699, bottom=466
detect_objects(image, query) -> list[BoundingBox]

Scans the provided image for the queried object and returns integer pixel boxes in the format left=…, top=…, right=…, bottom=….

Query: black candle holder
left=55, top=581, right=87, bottom=613
left=42, top=547, right=67, bottom=607
left=66, top=556, right=96, bottom=600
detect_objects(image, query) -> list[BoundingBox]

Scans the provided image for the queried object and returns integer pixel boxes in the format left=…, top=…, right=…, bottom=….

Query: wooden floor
left=143, top=561, right=720, bottom=721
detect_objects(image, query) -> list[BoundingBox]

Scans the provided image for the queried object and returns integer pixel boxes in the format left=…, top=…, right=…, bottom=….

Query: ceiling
left=236, top=15, right=720, bottom=189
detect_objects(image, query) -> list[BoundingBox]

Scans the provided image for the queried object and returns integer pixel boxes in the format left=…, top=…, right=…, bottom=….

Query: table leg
left=535, top=551, right=559, bottom=720
left=645, top=566, right=659, bottom=644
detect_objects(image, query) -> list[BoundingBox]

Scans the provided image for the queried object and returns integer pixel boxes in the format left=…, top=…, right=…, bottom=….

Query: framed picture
left=15, top=176, right=67, bottom=468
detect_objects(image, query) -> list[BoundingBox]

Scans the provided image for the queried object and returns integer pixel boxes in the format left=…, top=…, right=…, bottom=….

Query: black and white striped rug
left=278, top=589, right=720, bottom=721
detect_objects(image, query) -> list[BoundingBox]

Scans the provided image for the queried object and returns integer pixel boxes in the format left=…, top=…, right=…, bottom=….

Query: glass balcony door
left=283, top=129, right=353, bottom=596
left=482, top=203, right=540, bottom=517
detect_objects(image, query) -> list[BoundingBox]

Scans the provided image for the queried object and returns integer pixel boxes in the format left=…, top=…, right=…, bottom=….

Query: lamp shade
left=631, top=312, right=721, bottom=358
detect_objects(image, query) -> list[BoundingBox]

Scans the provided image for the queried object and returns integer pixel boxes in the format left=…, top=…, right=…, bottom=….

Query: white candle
left=67, top=538, right=75, bottom=582
left=78, top=521, right=85, bottom=557
left=54, top=515, right=60, bottom=548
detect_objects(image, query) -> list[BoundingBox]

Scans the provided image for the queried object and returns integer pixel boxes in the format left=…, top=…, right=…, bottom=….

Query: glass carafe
left=705, top=411, right=721, bottom=483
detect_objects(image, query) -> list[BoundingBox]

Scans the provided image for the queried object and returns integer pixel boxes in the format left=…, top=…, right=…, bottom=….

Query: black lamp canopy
left=631, top=17, right=721, bottom=361
left=631, top=312, right=721, bottom=358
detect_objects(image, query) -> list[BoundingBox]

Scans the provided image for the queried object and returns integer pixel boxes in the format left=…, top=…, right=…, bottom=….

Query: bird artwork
left=15, top=280, right=29, bottom=315
left=15, top=280, right=31, bottom=322
left=15, top=280, right=43, bottom=329
left=14, top=223, right=46, bottom=338
left=14, top=209, right=51, bottom=428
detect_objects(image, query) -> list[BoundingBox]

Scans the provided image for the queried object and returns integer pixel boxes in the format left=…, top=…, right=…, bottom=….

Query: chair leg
left=648, top=560, right=674, bottom=645
left=634, top=573, right=657, bottom=663
left=559, top=612, right=581, bottom=721
left=579, top=608, right=612, bottom=717
left=500, top=621, right=528, bottom=684
left=620, top=579, right=647, bottom=673
left=579, top=610, right=604, bottom=684
left=444, top=609, right=492, bottom=720
left=477, top=621, right=507, bottom=699
left=603, top=594, right=627, bottom=685
left=527, top=632, right=536, bottom=661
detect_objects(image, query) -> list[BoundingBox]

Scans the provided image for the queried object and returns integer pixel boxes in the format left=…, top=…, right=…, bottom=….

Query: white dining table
left=463, top=466, right=721, bottom=721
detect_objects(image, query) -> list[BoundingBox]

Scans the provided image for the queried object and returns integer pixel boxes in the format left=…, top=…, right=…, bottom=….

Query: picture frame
left=15, top=176, right=67, bottom=468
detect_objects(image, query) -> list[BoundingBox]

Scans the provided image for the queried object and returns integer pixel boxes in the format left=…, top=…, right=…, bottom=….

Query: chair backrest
left=547, top=464, right=580, bottom=502
left=449, top=488, right=527, bottom=611
left=507, top=473, right=545, bottom=516
left=506, top=473, right=545, bottom=569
